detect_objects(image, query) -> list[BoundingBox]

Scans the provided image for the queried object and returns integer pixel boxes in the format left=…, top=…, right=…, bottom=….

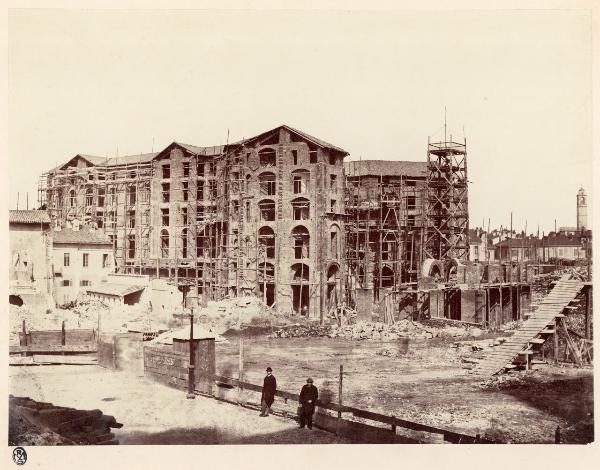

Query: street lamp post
left=186, top=294, right=198, bottom=399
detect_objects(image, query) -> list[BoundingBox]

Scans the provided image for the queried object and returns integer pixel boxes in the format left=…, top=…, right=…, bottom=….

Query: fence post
left=338, top=364, right=343, bottom=419
left=238, top=336, right=244, bottom=405
left=112, top=336, right=118, bottom=370
left=61, top=321, right=66, bottom=346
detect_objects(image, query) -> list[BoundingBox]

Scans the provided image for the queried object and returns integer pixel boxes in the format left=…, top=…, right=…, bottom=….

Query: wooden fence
left=208, top=374, right=495, bottom=444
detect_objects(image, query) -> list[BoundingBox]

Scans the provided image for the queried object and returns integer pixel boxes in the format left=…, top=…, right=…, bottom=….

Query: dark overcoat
left=261, top=374, right=277, bottom=406
left=299, top=384, right=318, bottom=413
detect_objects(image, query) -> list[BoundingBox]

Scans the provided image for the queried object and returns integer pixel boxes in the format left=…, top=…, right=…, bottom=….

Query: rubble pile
left=270, top=320, right=488, bottom=341
left=269, top=323, right=331, bottom=338
left=197, top=296, right=284, bottom=334
left=328, top=320, right=485, bottom=341
left=9, top=299, right=157, bottom=344
left=478, top=371, right=535, bottom=389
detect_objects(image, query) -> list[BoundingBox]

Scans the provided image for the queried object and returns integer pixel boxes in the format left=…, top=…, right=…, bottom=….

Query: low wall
left=19, top=328, right=96, bottom=347
left=143, top=339, right=215, bottom=395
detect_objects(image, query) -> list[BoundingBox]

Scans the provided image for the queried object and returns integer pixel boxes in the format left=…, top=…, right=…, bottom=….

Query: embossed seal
left=12, top=447, right=27, bottom=466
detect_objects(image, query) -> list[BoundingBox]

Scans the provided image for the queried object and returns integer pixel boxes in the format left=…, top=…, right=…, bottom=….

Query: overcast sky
left=8, top=9, right=592, bottom=233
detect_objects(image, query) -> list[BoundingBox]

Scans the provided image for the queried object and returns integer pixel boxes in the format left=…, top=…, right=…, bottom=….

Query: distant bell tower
left=577, top=187, right=587, bottom=231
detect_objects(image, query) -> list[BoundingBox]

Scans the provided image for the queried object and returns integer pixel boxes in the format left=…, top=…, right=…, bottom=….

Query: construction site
left=9, top=124, right=594, bottom=445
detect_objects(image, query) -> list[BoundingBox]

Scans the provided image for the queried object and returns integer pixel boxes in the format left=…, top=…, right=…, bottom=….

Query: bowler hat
left=266, top=367, right=272, bottom=372
left=307, top=378, right=313, bottom=383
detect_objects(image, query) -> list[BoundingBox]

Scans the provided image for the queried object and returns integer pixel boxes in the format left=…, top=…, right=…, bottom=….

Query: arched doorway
left=258, top=226, right=275, bottom=259
left=292, top=225, right=310, bottom=259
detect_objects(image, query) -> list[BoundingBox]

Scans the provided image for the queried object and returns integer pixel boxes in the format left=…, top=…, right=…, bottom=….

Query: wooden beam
left=559, top=319, right=583, bottom=366
left=554, top=319, right=559, bottom=364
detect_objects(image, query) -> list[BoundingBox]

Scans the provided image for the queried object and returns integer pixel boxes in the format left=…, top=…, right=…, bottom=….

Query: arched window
left=291, top=198, right=310, bottom=220
left=258, top=199, right=276, bottom=221
left=292, top=169, right=310, bottom=194
left=327, top=264, right=339, bottom=283
left=330, top=224, right=340, bottom=259
left=69, top=189, right=76, bottom=208
left=245, top=174, right=251, bottom=192
left=258, top=226, right=275, bottom=259
left=258, top=172, right=276, bottom=196
left=326, top=264, right=341, bottom=306
left=160, top=229, right=170, bottom=258
left=181, top=228, right=188, bottom=259
left=259, top=148, right=276, bottom=167
left=85, top=188, right=94, bottom=207
left=292, top=225, right=310, bottom=259
left=291, top=263, right=310, bottom=282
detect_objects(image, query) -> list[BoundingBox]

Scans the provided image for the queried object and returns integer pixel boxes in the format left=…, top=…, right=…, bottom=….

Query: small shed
left=87, top=283, right=145, bottom=305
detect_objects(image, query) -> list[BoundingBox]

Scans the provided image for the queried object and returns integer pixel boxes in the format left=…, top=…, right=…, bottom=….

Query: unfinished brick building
left=344, top=160, right=428, bottom=299
left=39, top=125, right=348, bottom=320
left=38, top=127, right=538, bottom=328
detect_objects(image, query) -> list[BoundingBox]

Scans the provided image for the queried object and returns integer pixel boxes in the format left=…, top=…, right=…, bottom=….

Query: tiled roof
left=87, top=283, right=144, bottom=297
left=78, top=154, right=108, bottom=165
left=345, top=160, right=428, bottom=178
left=228, top=124, right=349, bottom=155
left=103, top=153, right=159, bottom=166
left=51, top=228, right=112, bottom=246
left=175, top=142, right=224, bottom=156
left=9, top=210, right=51, bottom=225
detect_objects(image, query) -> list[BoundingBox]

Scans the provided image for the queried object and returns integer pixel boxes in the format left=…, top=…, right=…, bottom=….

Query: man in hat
left=260, top=367, right=276, bottom=417
left=298, top=378, right=318, bottom=429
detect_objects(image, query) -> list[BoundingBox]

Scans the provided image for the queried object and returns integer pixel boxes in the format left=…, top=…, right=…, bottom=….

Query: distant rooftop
left=52, top=227, right=112, bottom=246
left=87, top=283, right=144, bottom=297
left=9, top=210, right=51, bottom=225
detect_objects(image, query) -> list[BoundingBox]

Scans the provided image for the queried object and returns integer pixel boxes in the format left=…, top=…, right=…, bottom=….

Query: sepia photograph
left=3, top=2, right=598, bottom=465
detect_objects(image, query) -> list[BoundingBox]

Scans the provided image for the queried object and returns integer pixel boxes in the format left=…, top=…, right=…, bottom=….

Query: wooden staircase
left=473, top=275, right=585, bottom=376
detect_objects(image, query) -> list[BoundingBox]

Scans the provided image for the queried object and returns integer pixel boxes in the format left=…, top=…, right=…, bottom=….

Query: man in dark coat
left=299, top=377, right=318, bottom=429
left=260, top=367, right=276, bottom=417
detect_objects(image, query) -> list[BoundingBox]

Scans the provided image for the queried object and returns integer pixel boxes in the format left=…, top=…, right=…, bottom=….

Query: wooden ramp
left=473, top=275, right=584, bottom=376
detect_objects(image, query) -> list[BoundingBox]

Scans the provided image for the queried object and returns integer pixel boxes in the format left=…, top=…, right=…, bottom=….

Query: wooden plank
left=33, top=355, right=97, bottom=365
left=527, top=339, right=546, bottom=344
left=9, top=344, right=97, bottom=354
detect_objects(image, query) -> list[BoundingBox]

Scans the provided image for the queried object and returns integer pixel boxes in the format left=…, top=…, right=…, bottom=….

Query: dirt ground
left=8, top=365, right=350, bottom=445
left=216, top=335, right=594, bottom=444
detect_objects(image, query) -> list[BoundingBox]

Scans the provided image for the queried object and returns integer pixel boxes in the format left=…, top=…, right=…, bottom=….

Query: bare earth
left=9, top=365, right=350, bottom=445
left=216, top=335, right=594, bottom=444
left=9, top=334, right=593, bottom=445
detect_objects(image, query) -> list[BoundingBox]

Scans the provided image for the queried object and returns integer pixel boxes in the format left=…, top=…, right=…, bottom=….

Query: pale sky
left=8, top=9, right=593, bottom=233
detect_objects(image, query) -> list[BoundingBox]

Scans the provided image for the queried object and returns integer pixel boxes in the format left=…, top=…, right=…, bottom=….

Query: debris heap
left=270, top=320, right=485, bottom=341
left=9, top=395, right=122, bottom=445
